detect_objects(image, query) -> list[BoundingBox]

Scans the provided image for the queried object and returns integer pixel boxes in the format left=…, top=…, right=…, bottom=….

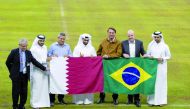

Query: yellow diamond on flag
left=110, top=62, right=152, bottom=90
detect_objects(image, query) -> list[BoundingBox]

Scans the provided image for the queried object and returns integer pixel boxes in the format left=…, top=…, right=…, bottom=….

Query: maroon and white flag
left=49, top=57, right=103, bottom=94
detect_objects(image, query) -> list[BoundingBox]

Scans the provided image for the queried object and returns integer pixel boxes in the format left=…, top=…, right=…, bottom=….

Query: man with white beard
left=30, top=35, right=50, bottom=109
left=72, top=33, right=96, bottom=105
left=146, top=31, right=171, bottom=107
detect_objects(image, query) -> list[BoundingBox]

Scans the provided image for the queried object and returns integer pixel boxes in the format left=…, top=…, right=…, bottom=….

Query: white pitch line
left=69, top=104, right=190, bottom=107
left=169, top=104, right=190, bottom=107
left=58, top=0, right=69, bottom=38
left=1, top=104, right=190, bottom=107
left=59, top=0, right=64, bottom=17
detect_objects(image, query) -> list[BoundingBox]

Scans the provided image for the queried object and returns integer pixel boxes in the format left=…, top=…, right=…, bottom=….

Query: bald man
left=122, top=29, right=146, bottom=107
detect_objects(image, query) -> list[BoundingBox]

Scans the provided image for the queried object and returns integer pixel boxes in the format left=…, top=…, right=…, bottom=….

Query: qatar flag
left=49, top=57, right=103, bottom=94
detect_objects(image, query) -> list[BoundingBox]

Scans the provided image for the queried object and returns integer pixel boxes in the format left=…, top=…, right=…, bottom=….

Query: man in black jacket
left=6, top=38, right=47, bottom=109
left=122, top=30, right=146, bottom=107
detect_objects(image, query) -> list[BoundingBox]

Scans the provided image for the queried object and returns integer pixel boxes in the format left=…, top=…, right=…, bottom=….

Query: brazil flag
left=103, top=57, right=158, bottom=95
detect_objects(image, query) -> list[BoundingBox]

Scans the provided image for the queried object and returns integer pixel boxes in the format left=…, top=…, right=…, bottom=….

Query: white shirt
left=129, top=40, right=135, bottom=57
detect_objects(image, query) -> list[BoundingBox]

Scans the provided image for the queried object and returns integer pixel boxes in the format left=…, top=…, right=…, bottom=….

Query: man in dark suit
left=6, top=38, right=47, bottom=109
left=122, top=29, right=146, bottom=107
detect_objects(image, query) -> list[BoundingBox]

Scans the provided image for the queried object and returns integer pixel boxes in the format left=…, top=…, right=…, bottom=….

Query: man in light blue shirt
left=48, top=33, right=72, bottom=57
left=48, top=32, right=72, bottom=106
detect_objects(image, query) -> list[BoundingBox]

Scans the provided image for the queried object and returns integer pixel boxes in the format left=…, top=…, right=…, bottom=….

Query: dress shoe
left=113, top=99, right=118, bottom=105
left=134, top=101, right=141, bottom=107
left=18, top=106, right=25, bottom=109
left=50, top=102, right=54, bottom=107
left=58, top=100, right=67, bottom=104
left=97, top=99, right=104, bottom=104
left=13, top=107, right=18, bottom=109
left=126, top=101, right=133, bottom=105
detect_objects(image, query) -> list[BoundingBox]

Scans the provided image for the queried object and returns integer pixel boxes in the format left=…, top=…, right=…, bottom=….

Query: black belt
left=19, top=72, right=27, bottom=75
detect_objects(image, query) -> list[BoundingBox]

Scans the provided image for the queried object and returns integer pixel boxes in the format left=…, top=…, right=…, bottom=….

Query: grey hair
left=19, top=38, right=28, bottom=45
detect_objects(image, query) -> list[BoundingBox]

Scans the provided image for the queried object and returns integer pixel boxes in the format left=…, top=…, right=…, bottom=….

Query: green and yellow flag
left=103, top=58, right=158, bottom=95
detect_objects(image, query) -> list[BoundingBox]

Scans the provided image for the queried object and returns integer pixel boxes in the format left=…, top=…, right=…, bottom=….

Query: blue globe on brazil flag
left=122, top=67, right=140, bottom=85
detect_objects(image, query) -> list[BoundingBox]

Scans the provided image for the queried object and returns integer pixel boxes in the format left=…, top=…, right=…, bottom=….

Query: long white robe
left=30, top=45, right=50, bottom=108
left=147, top=41, right=171, bottom=105
left=72, top=40, right=97, bottom=105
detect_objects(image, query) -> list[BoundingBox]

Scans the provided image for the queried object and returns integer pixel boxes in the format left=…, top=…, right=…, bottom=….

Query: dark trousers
left=50, top=94, right=64, bottom=103
left=128, top=94, right=140, bottom=103
left=11, top=73, right=28, bottom=108
left=100, top=92, right=118, bottom=100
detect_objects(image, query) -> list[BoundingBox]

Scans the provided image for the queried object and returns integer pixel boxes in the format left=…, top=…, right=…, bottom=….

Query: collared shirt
left=19, top=49, right=26, bottom=72
left=97, top=38, right=122, bottom=57
left=107, top=37, right=116, bottom=43
left=48, top=42, right=72, bottom=57
left=129, top=40, right=135, bottom=57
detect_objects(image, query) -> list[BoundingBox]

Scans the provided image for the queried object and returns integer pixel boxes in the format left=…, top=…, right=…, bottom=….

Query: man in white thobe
left=72, top=33, right=96, bottom=105
left=147, top=31, right=171, bottom=106
left=30, top=35, right=50, bottom=109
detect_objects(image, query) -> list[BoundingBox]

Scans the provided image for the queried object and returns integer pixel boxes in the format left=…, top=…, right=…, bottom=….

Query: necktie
left=20, top=52, right=26, bottom=74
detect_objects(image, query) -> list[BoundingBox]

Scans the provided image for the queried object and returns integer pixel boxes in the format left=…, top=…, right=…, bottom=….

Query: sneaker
left=75, top=101, right=83, bottom=105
